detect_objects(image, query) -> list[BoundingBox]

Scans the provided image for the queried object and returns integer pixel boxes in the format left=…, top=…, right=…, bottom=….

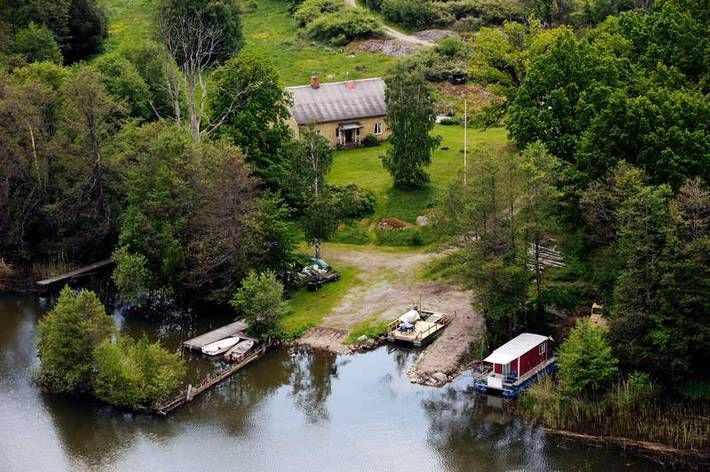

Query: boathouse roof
left=286, top=77, right=386, bottom=125
left=484, top=333, right=548, bottom=365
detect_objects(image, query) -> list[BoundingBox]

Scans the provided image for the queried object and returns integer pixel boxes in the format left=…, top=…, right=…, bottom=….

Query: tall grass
left=519, top=376, right=710, bottom=451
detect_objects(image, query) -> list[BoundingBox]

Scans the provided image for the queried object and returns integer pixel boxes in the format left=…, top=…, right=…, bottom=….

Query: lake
left=0, top=293, right=663, bottom=471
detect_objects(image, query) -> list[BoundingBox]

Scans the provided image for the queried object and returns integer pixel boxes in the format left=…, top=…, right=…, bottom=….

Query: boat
left=201, top=336, right=240, bottom=356
left=223, top=339, right=255, bottom=362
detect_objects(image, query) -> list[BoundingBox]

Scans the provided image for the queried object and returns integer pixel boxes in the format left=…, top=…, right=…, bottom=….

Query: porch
left=336, top=122, right=363, bottom=147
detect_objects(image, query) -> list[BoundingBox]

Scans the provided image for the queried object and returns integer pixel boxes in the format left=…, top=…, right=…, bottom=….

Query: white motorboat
left=224, top=339, right=255, bottom=362
left=201, top=336, right=240, bottom=356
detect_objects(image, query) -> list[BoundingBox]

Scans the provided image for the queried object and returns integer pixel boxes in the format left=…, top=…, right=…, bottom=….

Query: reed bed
left=519, top=376, right=710, bottom=451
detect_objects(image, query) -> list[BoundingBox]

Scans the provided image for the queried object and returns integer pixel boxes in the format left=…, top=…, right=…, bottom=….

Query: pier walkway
left=36, top=259, right=114, bottom=286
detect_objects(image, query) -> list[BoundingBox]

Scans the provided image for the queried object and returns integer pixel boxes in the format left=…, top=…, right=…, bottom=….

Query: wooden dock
left=386, top=310, right=453, bottom=347
left=36, top=259, right=114, bottom=286
left=155, top=343, right=270, bottom=415
left=183, top=320, right=249, bottom=352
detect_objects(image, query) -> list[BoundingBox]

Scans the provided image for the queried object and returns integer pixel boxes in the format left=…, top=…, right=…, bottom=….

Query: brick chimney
left=310, top=75, right=320, bottom=89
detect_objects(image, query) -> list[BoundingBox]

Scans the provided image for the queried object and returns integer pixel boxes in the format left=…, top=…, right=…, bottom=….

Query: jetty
left=36, top=259, right=114, bottom=286
left=183, top=320, right=248, bottom=352
left=155, top=342, right=270, bottom=415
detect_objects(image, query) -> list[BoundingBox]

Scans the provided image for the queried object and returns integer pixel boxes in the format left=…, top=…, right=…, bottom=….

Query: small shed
left=484, top=333, right=549, bottom=386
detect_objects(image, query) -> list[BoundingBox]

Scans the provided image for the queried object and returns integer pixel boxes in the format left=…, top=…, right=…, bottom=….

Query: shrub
left=305, top=10, right=382, bottom=46
left=328, top=184, right=377, bottom=219
left=111, top=246, right=155, bottom=306
left=294, top=0, right=343, bottom=26
left=362, top=133, right=380, bottom=147
left=11, top=22, right=63, bottom=64
left=381, top=0, right=439, bottom=29
left=558, top=318, right=619, bottom=396
left=93, top=335, right=185, bottom=408
left=37, top=287, right=115, bottom=393
left=231, top=271, right=289, bottom=339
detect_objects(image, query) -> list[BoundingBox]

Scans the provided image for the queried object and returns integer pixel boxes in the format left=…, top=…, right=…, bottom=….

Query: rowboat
left=224, top=339, right=255, bottom=362
left=201, top=336, right=240, bottom=356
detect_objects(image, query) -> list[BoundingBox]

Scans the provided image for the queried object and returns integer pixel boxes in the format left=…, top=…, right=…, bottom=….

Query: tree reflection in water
left=421, top=385, right=551, bottom=472
left=288, top=346, right=338, bottom=424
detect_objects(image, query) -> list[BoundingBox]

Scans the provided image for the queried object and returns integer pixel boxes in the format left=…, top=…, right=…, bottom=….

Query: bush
left=112, top=246, right=155, bottom=306
left=381, top=0, right=439, bottom=29
left=37, top=287, right=115, bottom=393
left=305, top=10, right=382, bottom=46
left=11, top=22, right=63, bottom=64
left=558, top=318, right=619, bottom=396
left=438, top=117, right=460, bottom=125
left=362, top=133, right=380, bottom=147
left=231, top=271, right=289, bottom=339
left=93, top=335, right=185, bottom=408
left=328, top=184, right=377, bottom=219
left=294, top=0, right=343, bottom=26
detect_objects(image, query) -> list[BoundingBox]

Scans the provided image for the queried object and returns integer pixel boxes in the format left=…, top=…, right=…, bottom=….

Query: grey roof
left=287, top=78, right=386, bottom=125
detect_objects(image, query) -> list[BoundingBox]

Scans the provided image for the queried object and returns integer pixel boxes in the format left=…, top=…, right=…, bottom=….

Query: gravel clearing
left=296, top=244, right=483, bottom=385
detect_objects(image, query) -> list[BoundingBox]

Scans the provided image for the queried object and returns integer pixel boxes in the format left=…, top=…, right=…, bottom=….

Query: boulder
left=357, top=335, right=369, bottom=343
left=416, top=215, right=429, bottom=226
left=432, top=372, right=448, bottom=384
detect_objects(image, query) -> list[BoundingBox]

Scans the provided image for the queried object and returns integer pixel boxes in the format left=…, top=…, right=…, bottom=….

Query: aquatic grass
left=280, top=265, right=358, bottom=338
left=519, top=376, right=710, bottom=451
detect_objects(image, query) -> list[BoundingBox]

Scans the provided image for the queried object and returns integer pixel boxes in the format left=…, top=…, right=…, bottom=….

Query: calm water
left=0, top=293, right=664, bottom=472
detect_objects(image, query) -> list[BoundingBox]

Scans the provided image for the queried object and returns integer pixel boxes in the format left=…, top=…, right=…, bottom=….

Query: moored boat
left=224, top=339, right=255, bottom=362
left=201, top=336, right=240, bottom=356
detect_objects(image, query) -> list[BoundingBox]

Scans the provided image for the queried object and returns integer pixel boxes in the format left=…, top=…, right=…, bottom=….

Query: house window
left=539, top=343, right=546, bottom=355
left=374, top=122, right=383, bottom=134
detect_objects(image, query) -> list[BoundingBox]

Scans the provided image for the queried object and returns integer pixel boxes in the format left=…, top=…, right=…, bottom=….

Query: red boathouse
left=475, top=333, right=556, bottom=397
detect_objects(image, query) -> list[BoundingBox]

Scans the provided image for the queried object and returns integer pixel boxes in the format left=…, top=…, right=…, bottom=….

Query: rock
left=416, top=215, right=429, bottom=226
left=357, top=335, right=369, bottom=343
left=365, top=339, right=376, bottom=348
left=432, top=372, right=448, bottom=384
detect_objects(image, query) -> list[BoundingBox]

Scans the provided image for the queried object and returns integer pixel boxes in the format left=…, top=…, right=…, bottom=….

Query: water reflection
left=0, top=294, right=666, bottom=471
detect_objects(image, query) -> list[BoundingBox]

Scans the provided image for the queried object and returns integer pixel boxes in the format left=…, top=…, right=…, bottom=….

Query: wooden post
left=463, top=100, right=468, bottom=185
left=186, top=384, right=193, bottom=402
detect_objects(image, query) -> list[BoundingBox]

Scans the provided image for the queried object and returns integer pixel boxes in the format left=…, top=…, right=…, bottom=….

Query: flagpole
left=463, top=100, right=468, bottom=185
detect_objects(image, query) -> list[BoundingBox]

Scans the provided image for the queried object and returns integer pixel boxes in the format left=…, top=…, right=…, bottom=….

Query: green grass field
left=242, top=0, right=396, bottom=86
left=281, top=265, right=359, bottom=338
left=329, top=125, right=512, bottom=222
left=100, top=0, right=396, bottom=86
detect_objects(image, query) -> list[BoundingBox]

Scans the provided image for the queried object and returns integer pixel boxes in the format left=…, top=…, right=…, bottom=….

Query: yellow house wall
left=289, top=115, right=390, bottom=146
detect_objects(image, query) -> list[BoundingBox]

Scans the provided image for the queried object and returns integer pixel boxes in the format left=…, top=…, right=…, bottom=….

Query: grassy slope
left=329, top=125, right=512, bottom=222
left=100, top=0, right=396, bottom=86
left=99, top=0, right=152, bottom=52
left=242, top=0, right=396, bottom=86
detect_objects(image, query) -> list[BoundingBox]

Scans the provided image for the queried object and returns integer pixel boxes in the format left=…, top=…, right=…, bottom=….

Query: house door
left=344, top=129, right=353, bottom=144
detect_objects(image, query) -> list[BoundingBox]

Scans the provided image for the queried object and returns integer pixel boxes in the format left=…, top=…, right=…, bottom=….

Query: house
left=286, top=76, right=390, bottom=147
left=474, top=333, right=556, bottom=397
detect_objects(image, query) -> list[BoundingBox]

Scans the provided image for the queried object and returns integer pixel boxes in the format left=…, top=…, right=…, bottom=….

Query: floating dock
left=183, top=320, right=248, bottom=352
left=36, top=259, right=114, bottom=286
left=386, top=310, right=452, bottom=347
left=155, top=342, right=269, bottom=415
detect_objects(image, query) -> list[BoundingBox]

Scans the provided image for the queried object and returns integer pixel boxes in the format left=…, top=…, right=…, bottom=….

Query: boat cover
left=399, top=309, right=420, bottom=324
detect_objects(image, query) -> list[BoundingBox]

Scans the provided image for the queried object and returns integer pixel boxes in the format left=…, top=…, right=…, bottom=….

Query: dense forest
left=0, top=0, right=707, bottom=447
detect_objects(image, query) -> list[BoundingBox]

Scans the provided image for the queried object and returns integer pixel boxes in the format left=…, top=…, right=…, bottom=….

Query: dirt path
left=343, top=0, right=434, bottom=47
left=297, top=244, right=483, bottom=385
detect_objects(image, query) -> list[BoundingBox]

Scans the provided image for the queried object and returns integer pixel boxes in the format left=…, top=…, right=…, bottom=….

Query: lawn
left=329, top=125, right=512, bottom=222
left=281, top=265, right=359, bottom=338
